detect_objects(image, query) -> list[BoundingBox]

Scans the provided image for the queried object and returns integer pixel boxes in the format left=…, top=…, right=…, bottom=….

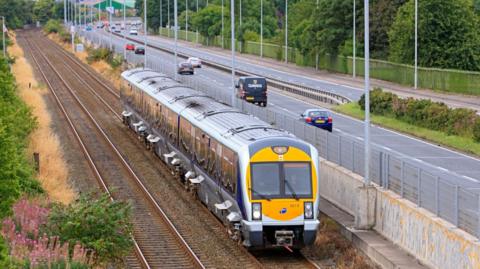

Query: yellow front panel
left=247, top=146, right=317, bottom=221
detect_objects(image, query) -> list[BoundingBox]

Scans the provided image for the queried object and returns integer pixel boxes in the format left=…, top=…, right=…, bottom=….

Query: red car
left=125, top=43, right=135, bottom=51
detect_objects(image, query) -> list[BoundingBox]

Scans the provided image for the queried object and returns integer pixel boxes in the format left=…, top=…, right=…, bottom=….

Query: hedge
left=158, top=27, right=480, bottom=96
left=359, top=88, right=480, bottom=141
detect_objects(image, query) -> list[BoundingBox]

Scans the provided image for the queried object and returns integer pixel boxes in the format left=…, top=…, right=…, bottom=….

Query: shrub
left=358, top=88, right=394, bottom=114
left=473, top=117, right=480, bottom=142
left=359, top=88, right=480, bottom=140
left=86, top=47, right=111, bottom=64
left=43, top=19, right=62, bottom=34
left=44, top=193, right=133, bottom=266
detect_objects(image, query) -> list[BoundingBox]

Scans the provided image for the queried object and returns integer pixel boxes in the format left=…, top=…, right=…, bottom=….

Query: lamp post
left=174, top=0, right=178, bottom=79
left=363, top=0, right=371, bottom=185
left=221, top=0, right=224, bottom=48
left=2, top=16, right=5, bottom=57
left=168, top=0, right=170, bottom=37
left=196, top=0, right=198, bottom=43
left=64, top=0, right=67, bottom=25
left=185, top=0, right=188, bottom=40
left=414, top=0, right=418, bottom=89
left=144, top=0, right=148, bottom=67
left=109, top=0, right=112, bottom=50
left=123, top=0, right=126, bottom=59
left=285, top=0, right=288, bottom=64
left=260, top=0, right=263, bottom=57
left=353, top=0, right=356, bottom=78
left=230, top=0, right=235, bottom=106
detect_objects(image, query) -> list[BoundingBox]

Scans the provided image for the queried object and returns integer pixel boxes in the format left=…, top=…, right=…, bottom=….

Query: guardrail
left=106, top=30, right=351, bottom=105
left=82, top=29, right=480, bottom=239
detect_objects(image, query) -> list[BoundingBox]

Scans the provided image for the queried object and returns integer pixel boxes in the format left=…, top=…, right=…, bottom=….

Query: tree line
left=138, top=0, right=480, bottom=71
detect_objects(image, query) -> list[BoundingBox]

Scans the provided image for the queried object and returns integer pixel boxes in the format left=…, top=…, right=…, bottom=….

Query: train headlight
left=304, top=202, right=314, bottom=219
left=252, top=203, right=262, bottom=221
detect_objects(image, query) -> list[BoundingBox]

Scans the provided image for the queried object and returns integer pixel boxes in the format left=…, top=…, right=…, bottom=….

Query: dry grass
left=313, top=216, right=372, bottom=269
left=10, top=33, right=76, bottom=205
left=48, top=33, right=123, bottom=90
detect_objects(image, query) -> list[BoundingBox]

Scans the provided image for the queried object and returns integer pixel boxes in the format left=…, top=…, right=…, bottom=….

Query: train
left=120, top=68, right=320, bottom=249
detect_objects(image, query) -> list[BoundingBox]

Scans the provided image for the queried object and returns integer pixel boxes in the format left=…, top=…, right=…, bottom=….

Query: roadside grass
left=47, top=33, right=123, bottom=90
left=10, top=33, right=76, bottom=204
left=333, top=102, right=480, bottom=157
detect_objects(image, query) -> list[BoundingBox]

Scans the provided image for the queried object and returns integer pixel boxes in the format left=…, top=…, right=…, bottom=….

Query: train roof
left=122, top=68, right=301, bottom=150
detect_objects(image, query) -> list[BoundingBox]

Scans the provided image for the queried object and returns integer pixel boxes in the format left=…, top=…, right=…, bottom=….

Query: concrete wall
left=319, top=159, right=480, bottom=269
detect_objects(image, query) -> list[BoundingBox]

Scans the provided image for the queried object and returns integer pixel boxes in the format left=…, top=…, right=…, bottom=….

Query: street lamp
left=144, top=0, right=148, bottom=67
left=414, top=0, right=418, bottom=89
left=260, top=0, right=263, bottom=58
left=168, top=0, right=170, bottom=37
left=196, top=0, right=198, bottom=43
left=1, top=16, right=5, bottom=58
left=109, top=0, right=112, bottom=50
left=123, top=0, right=126, bottom=59
left=174, top=0, right=178, bottom=79
left=230, top=0, right=235, bottom=106
left=221, top=0, right=224, bottom=48
left=353, top=0, right=356, bottom=78
left=363, top=0, right=371, bottom=185
left=185, top=0, right=188, bottom=40
left=285, top=0, right=288, bottom=64
left=64, top=0, right=67, bottom=25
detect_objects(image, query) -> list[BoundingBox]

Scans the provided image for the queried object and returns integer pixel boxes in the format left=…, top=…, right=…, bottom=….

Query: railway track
left=20, top=32, right=204, bottom=269
left=21, top=30, right=324, bottom=269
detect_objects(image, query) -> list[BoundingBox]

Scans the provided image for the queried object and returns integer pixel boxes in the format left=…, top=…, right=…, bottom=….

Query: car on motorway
left=177, top=62, right=194, bottom=75
left=129, top=28, right=138, bottom=35
left=187, top=57, right=202, bottom=68
left=125, top=43, right=135, bottom=51
left=235, top=76, right=267, bottom=106
left=86, top=25, right=92, bottom=31
left=135, top=47, right=145, bottom=55
left=300, top=109, right=333, bottom=132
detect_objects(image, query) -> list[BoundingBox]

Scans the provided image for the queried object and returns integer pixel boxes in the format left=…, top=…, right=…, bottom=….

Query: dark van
left=236, top=77, right=267, bottom=106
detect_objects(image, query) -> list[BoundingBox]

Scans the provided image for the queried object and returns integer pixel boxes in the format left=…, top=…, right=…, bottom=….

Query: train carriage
left=120, top=68, right=320, bottom=249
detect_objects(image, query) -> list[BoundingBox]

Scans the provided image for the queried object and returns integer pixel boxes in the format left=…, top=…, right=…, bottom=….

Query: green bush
left=43, top=19, right=62, bottom=34
left=86, top=47, right=111, bottom=64
left=44, top=193, right=134, bottom=266
left=0, top=56, right=43, bottom=218
left=359, top=88, right=480, bottom=140
left=473, top=118, right=480, bottom=142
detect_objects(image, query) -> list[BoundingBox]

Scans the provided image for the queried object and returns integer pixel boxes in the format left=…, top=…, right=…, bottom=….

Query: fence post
left=385, top=154, right=390, bottom=189
left=33, top=152, right=40, bottom=172
left=352, top=141, right=355, bottom=173
left=325, top=132, right=329, bottom=161
left=338, top=136, right=342, bottom=165
left=454, top=185, right=459, bottom=227
left=436, top=176, right=440, bottom=216
left=400, top=160, right=404, bottom=198
left=417, top=167, right=421, bottom=206
left=477, top=194, right=480, bottom=238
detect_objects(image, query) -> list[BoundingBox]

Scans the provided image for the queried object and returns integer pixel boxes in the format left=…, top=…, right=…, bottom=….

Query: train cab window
left=284, top=163, right=312, bottom=197
left=251, top=163, right=281, bottom=198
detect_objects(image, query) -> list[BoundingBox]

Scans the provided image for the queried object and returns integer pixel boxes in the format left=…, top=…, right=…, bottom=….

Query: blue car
left=301, top=109, right=333, bottom=132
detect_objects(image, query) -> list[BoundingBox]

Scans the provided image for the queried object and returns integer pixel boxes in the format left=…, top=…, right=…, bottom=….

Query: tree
left=0, top=0, right=35, bottom=28
left=388, top=0, right=480, bottom=71
left=33, top=0, right=55, bottom=24
left=191, top=4, right=225, bottom=39
left=370, top=0, right=407, bottom=59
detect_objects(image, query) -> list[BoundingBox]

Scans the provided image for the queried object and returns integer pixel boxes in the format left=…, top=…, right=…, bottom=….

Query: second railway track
left=19, top=30, right=324, bottom=269
left=20, top=31, right=204, bottom=269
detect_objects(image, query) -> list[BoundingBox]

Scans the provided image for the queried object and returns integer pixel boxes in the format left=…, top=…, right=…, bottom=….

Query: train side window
left=207, top=139, right=218, bottom=176
left=222, top=148, right=236, bottom=194
left=168, top=109, right=177, bottom=143
left=216, top=143, right=223, bottom=180
left=202, top=134, right=210, bottom=170
left=194, top=127, right=203, bottom=165
left=179, top=118, right=192, bottom=155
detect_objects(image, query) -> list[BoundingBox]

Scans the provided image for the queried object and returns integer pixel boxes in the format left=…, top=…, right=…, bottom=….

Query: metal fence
left=80, top=31, right=480, bottom=239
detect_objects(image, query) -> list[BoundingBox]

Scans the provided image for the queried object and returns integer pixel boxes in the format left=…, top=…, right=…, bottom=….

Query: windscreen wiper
left=284, top=180, right=299, bottom=200
left=249, top=188, right=271, bottom=201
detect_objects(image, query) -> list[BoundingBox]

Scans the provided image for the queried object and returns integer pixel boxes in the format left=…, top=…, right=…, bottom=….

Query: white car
left=129, top=29, right=138, bottom=35
left=187, top=57, right=202, bottom=68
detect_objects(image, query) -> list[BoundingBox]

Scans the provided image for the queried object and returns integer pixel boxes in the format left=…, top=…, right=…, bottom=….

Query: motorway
left=81, top=27, right=480, bottom=192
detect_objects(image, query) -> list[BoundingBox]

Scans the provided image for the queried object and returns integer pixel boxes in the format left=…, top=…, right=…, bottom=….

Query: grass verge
left=333, top=102, right=480, bottom=157
left=10, top=33, right=76, bottom=204
left=47, top=33, right=123, bottom=90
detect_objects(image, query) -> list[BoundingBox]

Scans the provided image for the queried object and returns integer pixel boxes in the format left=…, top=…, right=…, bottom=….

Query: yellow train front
left=240, top=139, right=320, bottom=249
